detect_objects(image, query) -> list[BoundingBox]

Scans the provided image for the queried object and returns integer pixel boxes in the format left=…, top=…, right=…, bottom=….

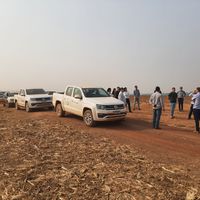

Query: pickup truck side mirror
left=74, top=94, right=82, bottom=100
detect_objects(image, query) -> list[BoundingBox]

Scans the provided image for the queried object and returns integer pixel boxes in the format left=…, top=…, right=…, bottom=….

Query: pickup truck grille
left=35, top=97, right=51, bottom=101
left=104, top=104, right=124, bottom=110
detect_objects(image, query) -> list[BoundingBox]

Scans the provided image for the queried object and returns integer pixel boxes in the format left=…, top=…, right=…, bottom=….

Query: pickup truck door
left=63, top=87, right=74, bottom=113
left=18, top=90, right=26, bottom=107
left=71, top=88, right=83, bottom=116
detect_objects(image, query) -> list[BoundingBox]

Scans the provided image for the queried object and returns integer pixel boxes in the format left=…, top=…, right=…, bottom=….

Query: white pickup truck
left=52, top=86, right=127, bottom=126
left=15, top=88, right=53, bottom=112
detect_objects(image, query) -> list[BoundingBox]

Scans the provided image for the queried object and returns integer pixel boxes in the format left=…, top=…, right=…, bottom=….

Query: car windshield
left=26, top=89, right=46, bottom=95
left=82, top=88, right=110, bottom=98
left=8, top=93, right=18, bottom=97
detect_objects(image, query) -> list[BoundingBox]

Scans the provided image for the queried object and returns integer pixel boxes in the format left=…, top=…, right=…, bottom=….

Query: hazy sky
left=0, top=0, right=200, bottom=93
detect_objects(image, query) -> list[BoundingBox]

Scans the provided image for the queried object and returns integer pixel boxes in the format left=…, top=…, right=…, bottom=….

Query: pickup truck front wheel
left=56, top=103, right=64, bottom=117
left=25, top=103, right=31, bottom=112
left=83, top=110, right=96, bottom=127
left=15, top=102, right=20, bottom=110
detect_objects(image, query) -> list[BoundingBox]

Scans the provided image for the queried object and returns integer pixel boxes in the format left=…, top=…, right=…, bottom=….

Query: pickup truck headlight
left=96, top=104, right=106, bottom=110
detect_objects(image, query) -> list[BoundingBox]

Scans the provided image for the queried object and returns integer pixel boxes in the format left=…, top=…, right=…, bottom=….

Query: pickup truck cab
left=15, top=88, right=53, bottom=112
left=52, top=86, right=127, bottom=126
left=3, top=92, right=18, bottom=107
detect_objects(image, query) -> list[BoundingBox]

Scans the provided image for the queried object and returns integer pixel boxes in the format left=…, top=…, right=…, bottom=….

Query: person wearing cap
left=177, top=86, right=186, bottom=112
left=192, top=87, right=200, bottom=133
left=149, top=86, right=165, bottom=129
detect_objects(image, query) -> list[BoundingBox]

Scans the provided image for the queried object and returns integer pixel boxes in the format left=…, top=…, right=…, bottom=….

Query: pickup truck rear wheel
left=83, top=110, right=96, bottom=127
left=25, top=103, right=31, bottom=112
left=56, top=103, right=64, bottom=117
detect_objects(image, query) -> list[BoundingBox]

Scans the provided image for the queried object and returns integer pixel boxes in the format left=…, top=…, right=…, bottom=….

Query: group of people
left=106, top=85, right=200, bottom=134
left=107, top=86, right=141, bottom=112
left=149, top=86, right=200, bottom=134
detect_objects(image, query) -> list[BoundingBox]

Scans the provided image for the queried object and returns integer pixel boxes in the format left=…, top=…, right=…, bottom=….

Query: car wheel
left=83, top=110, right=96, bottom=127
left=15, top=102, right=20, bottom=110
left=6, top=102, right=10, bottom=108
left=56, top=103, right=64, bottom=117
left=25, top=103, right=31, bottom=112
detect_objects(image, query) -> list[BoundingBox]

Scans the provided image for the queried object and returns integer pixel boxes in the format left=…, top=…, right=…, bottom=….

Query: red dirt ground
left=2, top=96, right=200, bottom=177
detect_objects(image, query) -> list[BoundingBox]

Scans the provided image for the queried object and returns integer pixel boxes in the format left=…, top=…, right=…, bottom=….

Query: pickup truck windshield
left=26, top=89, right=46, bottom=95
left=8, top=93, right=18, bottom=97
left=82, top=88, right=109, bottom=98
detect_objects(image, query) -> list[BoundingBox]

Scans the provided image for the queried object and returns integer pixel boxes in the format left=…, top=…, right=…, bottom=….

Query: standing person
left=188, top=90, right=197, bottom=120
left=149, top=86, right=164, bottom=129
left=124, top=87, right=132, bottom=112
left=114, top=87, right=120, bottom=99
left=118, top=88, right=126, bottom=105
left=192, top=87, right=200, bottom=134
left=133, top=85, right=141, bottom=110
left=177, top=87, right=186, bottom=112
left=112, top=88, right=116, bottom=97
left=107, top=88, right=112, bottom=96
left=168, top=87, right=178, bottom=119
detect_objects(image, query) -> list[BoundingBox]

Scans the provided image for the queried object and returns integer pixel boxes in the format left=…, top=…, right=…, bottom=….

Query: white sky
left=0, top=0, right=200, bottom=93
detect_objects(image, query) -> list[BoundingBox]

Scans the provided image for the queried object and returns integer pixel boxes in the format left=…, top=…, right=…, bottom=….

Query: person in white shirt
left=192, top=87, right=200, bottom=133
left=188, top=89, right=197, bottom=120
left=124, top=87, right=132, bottom=112
left=149, top=86, right=165, bottom=129
left=118, top=88, right=126, bottom=105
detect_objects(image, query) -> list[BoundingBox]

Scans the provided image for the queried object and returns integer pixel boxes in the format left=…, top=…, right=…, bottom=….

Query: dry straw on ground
left=0, top=107, right=199, bottom=200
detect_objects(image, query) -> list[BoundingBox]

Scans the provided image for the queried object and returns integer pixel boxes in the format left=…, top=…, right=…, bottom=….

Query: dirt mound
left=0, top=107, right=199, bottom=200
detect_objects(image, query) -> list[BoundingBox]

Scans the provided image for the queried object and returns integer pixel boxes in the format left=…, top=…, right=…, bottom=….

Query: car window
left=66, top=87, right=73, bottom=96
left=73, top=88, right=82, bottom=98
left=82, top=88, right=110, bottom=98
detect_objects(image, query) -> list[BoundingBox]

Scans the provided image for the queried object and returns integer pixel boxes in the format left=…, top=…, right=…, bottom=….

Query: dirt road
left=1, top=98, right=200, bottom=175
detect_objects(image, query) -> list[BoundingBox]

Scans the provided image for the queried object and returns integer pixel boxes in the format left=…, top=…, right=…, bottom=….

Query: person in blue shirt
left=192, top=87, right=200, bottom=133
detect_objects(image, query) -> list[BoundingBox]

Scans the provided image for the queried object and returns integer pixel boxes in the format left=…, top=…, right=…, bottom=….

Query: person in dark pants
left=177, top=87, right=186, bottom=112
left=133, top=85, right=141, bottom=110
left=192, top=87, right=200, bottom=133
left=149, top=86, right=164, bottom=129
left=188, top=90, right=197, bottom=119
left=168, top=87, right=178, bottom=119
left=124, top=87, right=132, bottom=112
left=114, top=87, right=120, bottom=99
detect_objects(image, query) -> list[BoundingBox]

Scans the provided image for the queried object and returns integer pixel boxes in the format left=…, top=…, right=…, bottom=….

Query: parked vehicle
left=3, top=92, right=18, bottom=107
left=14, top=88, right=53, bottom=112
left=0, top=91, right=5, bottom=104
left=47, top=91, right=56, bottom=96
left=52, top=86, right=127, bottom=127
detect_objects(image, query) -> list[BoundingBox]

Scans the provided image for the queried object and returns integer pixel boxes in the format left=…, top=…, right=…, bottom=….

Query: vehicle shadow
left=62, top=114, right=152, bottom=132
